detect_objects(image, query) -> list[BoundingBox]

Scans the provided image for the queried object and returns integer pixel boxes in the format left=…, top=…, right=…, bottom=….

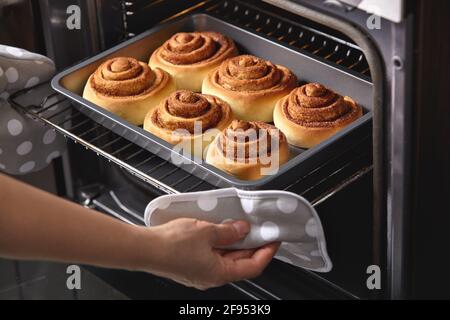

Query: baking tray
left=51, top=13, right=373, bottom=190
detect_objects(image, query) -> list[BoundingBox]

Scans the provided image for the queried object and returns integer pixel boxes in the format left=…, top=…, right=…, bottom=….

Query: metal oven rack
left=204, top=1, right=371, bottom=78
left=10, top=82, right=372, bottom=205
left=119, top=0, right=371, bottom=79
left=10, top=0, right=373, bottom=212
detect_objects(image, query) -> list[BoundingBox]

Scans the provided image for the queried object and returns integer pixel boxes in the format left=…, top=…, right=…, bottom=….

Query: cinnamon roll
left=83, top=57, right=176, bottom=125
left=202, top=55, right=298, bottom=122
left=274, top=83, right=363, bottom=148
left=149, top=32, right=238, bottom=92
left=144, top=90, right=234, bottom=159
left=206, top=120, right=290, bottom=181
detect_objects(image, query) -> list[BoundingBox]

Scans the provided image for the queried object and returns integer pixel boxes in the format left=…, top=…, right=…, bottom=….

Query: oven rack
left=10, top=0, right=374, bottom=202
left=10, top=82, right=372, bottom=205
left=120, top=0, right=371, bottom=79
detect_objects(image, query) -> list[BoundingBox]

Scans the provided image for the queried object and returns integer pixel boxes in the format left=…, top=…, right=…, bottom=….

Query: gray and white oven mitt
left=0, top=45, right=66, bottom=175
left=145, top=188, right=333, bottom=273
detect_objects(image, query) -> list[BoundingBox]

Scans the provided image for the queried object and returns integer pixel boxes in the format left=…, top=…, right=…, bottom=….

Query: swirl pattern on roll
left=151, top=91, right=232, bottom=134
left=156, top=32, right=237, bottom=66
left=280, top=83, right=362, bottom=127
left=89, top=57, right=169, bottom=97
left=213, top=55, right=297, bottom=93
left=217, top=120, right=287, bottom=162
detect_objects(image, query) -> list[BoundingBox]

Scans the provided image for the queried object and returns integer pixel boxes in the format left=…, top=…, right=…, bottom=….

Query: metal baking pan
left=51, top=13, right=373, bottom=190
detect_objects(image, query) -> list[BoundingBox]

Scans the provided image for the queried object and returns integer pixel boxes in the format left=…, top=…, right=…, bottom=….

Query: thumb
left=211, top=221, right=250, bottom=247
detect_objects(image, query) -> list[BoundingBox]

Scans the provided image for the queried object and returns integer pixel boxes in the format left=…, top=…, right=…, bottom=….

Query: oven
left=7, top=0, right=450, bottom=300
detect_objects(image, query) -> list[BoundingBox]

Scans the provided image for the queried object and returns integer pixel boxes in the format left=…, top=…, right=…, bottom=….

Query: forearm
left=0, top=174, right=154, bottom=271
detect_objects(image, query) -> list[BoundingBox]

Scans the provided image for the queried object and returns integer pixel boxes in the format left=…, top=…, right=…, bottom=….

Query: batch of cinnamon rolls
left=83, top=31, right=363, bottom=181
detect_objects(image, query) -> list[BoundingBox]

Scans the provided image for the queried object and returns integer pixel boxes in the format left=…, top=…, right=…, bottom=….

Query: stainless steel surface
left=265, top=0, right=415, bottom=299
left=386, top=15, right=414, bottom=300
left=52, top=13, right=373, bottom=190
left=265, top=0, right=386, bottom=291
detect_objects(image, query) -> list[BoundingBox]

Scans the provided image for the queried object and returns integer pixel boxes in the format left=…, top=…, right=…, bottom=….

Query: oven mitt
left=145, top=188, right=332, bottom=273
left=0, top=45, right=66, bottom=175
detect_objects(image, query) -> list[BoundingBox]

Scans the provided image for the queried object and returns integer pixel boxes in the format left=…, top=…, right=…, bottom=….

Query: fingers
left=222, top=249, right=257, bottom=260
left=210, top=221, right=250, bottom=247
left=222, top=243, right=281, bottom=282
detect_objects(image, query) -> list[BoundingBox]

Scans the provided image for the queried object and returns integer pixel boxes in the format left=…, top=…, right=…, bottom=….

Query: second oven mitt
left=145, top=188, right=332, bottom=273
left=0, top=45, right=66, bottom=175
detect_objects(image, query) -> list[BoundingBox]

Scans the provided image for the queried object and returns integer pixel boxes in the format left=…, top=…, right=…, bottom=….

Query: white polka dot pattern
left=46, top=151, right=61, bottom=164
left=197, top=196, right=218, bottom=212
left=43, top=129, right=56, bottom=145
left=0, top=44, right=65, bottom=176
left=241, top=198, right=255, bottom=214
left=7, top=119, right=23, bottom=136
left=157, top=199, right=172, bottom=210
left=6, top=47, right=24, bottom=57
left=5, top=67, right=19, bottom=83
left=305, top=218, right=319, bottom=238
left=145, top=189, right=332, bottom=273
left=0, top=92, right=10, bottom=100
left=16, top=141, right=33, bottom=156
left=19, top=161, right=36, bottom=174
left=260, top=222, right=280, bottom=241
left=276, top=196, right=298, bottom=214
left=25, top=77, right=40, bottom=89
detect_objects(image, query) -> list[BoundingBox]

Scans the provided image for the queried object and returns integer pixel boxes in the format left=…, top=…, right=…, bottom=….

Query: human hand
left=138, top=218, right=280, bottom=290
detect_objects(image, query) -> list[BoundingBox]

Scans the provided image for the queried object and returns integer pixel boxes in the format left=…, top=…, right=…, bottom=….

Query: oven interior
left=11, top=0, right=379, bottom=299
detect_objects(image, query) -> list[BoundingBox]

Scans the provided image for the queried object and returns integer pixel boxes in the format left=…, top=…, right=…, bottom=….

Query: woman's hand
left=0, top=174, right=278, bottom=291
left=137, top=219, right=280, bottom=290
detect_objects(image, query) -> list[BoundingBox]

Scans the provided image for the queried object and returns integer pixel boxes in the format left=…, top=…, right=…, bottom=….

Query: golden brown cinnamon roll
left=274, top=83, right=363, bottom=148
left=149, top=32, right=238, bottom=92
left=144, top=90, right=234, bottom=159
left=206, top=120, right=290, bottom=180
left=83, top=57, right=176, bottom=125
left=202, top=55, right=298, bottom=122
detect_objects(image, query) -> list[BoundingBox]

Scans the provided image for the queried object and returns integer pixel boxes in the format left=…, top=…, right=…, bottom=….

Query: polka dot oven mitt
left=145, top=188, right=333, bottom=273
left=0, top=45, right=66, bottom=175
